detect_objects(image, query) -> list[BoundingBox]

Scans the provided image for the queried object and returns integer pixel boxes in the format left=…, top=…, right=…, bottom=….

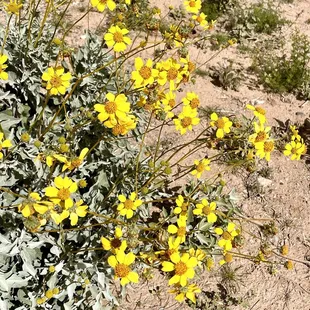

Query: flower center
left=71, top=158, right=82, bottom=168
left=188, top=61, right=195, bottom=72
left=99, top=0, right=107, bottom=3
left=196, top=163, right=205, bottom=173
left=168, top=99, right=176, bottom=108
left=112, top=124, right=125, bottom=136
left=113, top=31, right=124, bottom=43
left=291, top=147, right=297, bottom=154
left=50, top=75, right=62, bottom=88
left=139, top=66, right=152, bottom=80
left=196, top=16, right=203, bottom=23
left=181, top=203, right=188, bottom=212
left=57, top=188, right=71, bottom=200
left=181, top=117, right=192, bottom=128
left=264, top=141, right=274, bottom=153
left=189, top=1, right=196, bottom=7
left=115, top=263, right=130, bottom=278
left=111, top=238, right=122, bottom=249
left=216, top=119, right=225, bottom=129
left=255, top=106, right=265, bottom=115
left=190, top=98, right=200, bottom=109
left=255, top=131, right=267, bottom=142
left=223, top=231, right=232, bottom=240
left=174, top=262, right=188, bottom=275
left=202, top=206, right=211, bottom=215
left=105, top=101, right=117, bottom=114
left=167, top=68, right=178, bottom=81
left=124, top=199, right=134, bottom=210
left=177, top=226, right=186, bottom=237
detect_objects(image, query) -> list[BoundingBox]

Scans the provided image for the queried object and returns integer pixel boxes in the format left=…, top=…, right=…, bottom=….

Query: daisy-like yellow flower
left=248, top=122, right=271, bottom=144
left=191, top=158, right=210, bottom=179
left=69, top=199, right=88, bottom=225
left=214, top=222, right=239, bottom=251
left=189, top=248, right=206, bottom=267
left=90, top=0, right=116, bottom=12
left=174, top=106, right=200, bottom=135
left=283, top=140, right=305, bottom=161
left=169, top=283, right=201, bottom=303
left=131, top=57, right=158, bottom=87
left=117, top=192, right=142, bottom=219
left=155, top=236, right=180, bottom=259
left=168, top=217, right=187, bottom=244
left=44, top=176, right=78, bottom=209
left=0, top=54, right=9, bottom=80
left=173, top=195, right=189, bottom=218
left=180, top=55, right=196, bottom=75
left=161, top=91, right=176, bottom=119
left=4, top=0, right=23, bottom=15
left=104, top=25, right=131, bottom=52
left=246, top=104, right=266, bottom=124
left=183, top=0, right=201, bottom=14
left=254, top=139, right=274, bottom=161
left=101, top=227, right=127, bottom=253
left=182, top=92, right=200, bottom=110
left=162, top=252, right=198, bottom=287
left=105, top=114, right=137, bottom=136
left=157, top=58, right=182, bottom=90
left=210, top=112, right=232, bottom=139
left=289, top=125, right=301, bottom=141
left=193, top=199, right=217, bottom=223
left=61, top=148, right=89, bottom=171
left=192, top=12, right=209, bottom=29
left=42, top=66, right=72, bottom=95
left=94, top=92, right=130, bottom=125
left=18, top=193, right=52, bottom=218
left=108, top=251, right=139, bottom=286
left=0, top=132, right=12, bottom=159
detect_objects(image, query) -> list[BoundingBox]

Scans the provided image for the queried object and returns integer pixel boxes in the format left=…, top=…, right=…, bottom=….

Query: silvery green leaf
left=67, top=283, right=77, bottom=301
left=196, top=233, right=210, bottom=245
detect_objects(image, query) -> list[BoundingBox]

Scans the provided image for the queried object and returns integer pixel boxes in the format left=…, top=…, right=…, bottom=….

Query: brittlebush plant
left=0, top=0, right=307, bottom=308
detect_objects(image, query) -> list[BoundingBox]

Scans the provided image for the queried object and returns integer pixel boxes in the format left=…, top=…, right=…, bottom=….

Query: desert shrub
left=201, top=0, right=235, bottom=21
left=0, top=0, right=306, bottom=309
left=252, top=32, right=310, bottom=98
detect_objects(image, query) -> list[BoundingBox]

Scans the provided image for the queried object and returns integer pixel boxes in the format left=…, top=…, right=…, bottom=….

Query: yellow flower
left=180, top=55, right=196, bottom=75
left=193, top=199, right=217, bottom=223
left=90, top=0, right=116, bottom=12
left=173, top=195, right=189, bottom=218
left=283, top=140, right=305, bottom=161
left=246, top=104, right=266, bottom=124
left=0, top=132, right=12, bottom=159
left=94, top=92, right=130, bottom=125
left=44, top=176, right=78, bottom=209
left=215, top=222, right=239, bottom=251
left=192, top=12, right=209, bottom=29
left=42, top=66, right=72, bottom=95
left=161, top=91, right=176, bottom=119
left=174, top=106, right=200, bottom=135
left=48, top=266, right=55, bottom=273
left=189, top=248, right=206, bottom=265
left=18, top=192, right=52, bottom=217
left=108, top=251, right=139, bottom=286
left=101, top=227, right=127, bottom=253
left=248, top=122, right=271, bottom=144
left=0, top=54, right=9, bottom=80
left=69, top=199, right=88, bottom=225
left=162, top=252, right=198, bottom=287
left=169, top=283, right=201, bottom=303
left=157, top=58, right=182, bottom=90
left=104, top=114, right=137, bottom=136
left=210, top=112, right=232, bottom=138
left=168, top=217, right=187, bottom=244
left=62, top=148, right=89, bottom=171
left=104, top=25, right=131, bottom=52
left=131, top=57, right=158, bottom=87
left=191, top=158, right=210, bottom=178
left=182, top=92, right=200, bottom=110
left=254, top=139, right=274, bottom=161
left=4, top=0, right=23, bottom=15
left=206, top=257, right=214, bottom=271
left=290, top=125, right=301, bottom=141
left=117, top=192, right=142, bottom=219
left=183, top=0, right=201, bottom=14
left=219, top=253, right=233, bottom=265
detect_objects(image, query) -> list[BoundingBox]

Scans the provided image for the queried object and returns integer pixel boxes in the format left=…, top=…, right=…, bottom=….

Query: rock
left=257, top=176, right=272, bottom=187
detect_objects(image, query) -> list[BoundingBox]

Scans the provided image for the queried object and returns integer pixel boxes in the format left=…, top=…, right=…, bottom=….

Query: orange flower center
left=139, top=66, right=152, bottom=80
left=188, top=61, right=195, bottom=72
left=105, top=101, right=117, bottom=114
left=167, top=68, right=178, bottom=81
left=291, top=147, right=297, bottom=154
left=112, top=124, right=125, bottom=136
left=71, top=158, right=82, bottom=168
left=111, top=238, right=122, bottom=249
left=50, top=74, right=62, bottom=88
left=174, top=261, right=188, bottom=275
left=255, top=131, right=267, bottom=142
left=255, top=106, right=266, bottom=115
left=113, top=31, right=124, bottom=43
left=181, top=117, right=192, bottom=128
left=196, top=16, right=203, bottom=23
left=222, top=231, right=232, bottom=240
left=202, top=206, right=211, bottom=215
left=196, top=163, right=205, bottom=172
left=168, top=99, right=176, bottom=108
left=216, top=118, right=225, bottom=129
left=124, top=199, right=134, bottom=210
left=99, top=0, right=107, bottom=3
left=115, top=263, right=130, bottom=278
left=190, top=98, right=200, bottom=109
left=181, top=203, right=188, bottom=212
left=264, top=141, right=274, bottom=153
left=177, top=226, right=186, bottom=237
left=189, top=1, right=196, bottom=7
left=57, top=188, right=70, bottom=200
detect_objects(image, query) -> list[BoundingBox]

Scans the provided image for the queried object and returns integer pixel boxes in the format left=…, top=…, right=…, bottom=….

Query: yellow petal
left=108, top=255, right=117, bottom=267
left=101, top=237, right=111, bottom=250
left=45, top=187, right=58, bottom=198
